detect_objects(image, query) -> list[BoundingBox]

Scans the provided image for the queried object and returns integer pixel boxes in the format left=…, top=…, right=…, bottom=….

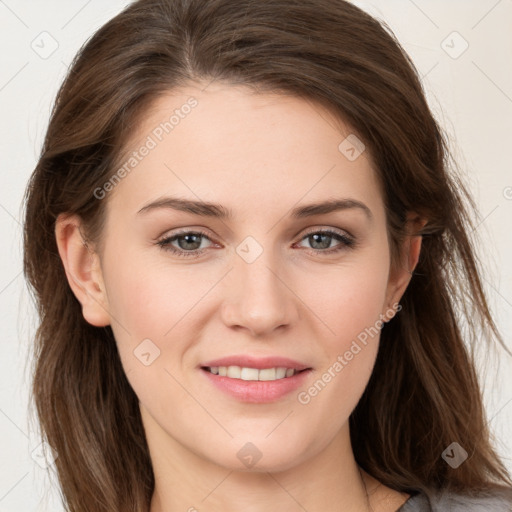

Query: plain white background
left=0, top=1, right=511, bottom=510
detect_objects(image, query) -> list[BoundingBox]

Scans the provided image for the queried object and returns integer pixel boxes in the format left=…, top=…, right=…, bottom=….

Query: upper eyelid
left=158, top=226, right=353, bottom=246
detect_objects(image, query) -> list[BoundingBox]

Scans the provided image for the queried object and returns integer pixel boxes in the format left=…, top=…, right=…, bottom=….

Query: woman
left=23, top=0, right=512, bottom=510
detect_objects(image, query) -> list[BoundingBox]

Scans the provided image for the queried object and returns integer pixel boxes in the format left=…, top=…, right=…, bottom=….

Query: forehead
left=107, top=82, right=384, bottom=221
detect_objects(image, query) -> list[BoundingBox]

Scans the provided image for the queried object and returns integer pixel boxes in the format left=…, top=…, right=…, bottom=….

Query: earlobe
left=55, top=214, right=111, bottom=327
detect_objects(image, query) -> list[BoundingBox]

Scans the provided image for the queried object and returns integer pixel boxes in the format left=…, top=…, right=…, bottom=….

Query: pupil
left=310, top=233, right=331, bottom=249
left=179, top=234, right=201, bottom=250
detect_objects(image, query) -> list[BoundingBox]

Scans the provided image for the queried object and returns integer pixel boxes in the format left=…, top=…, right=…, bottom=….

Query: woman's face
left=77, top=82, right=413, bottom=472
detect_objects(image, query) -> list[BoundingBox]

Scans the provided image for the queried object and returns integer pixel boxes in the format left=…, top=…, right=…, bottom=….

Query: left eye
left=296, top=230, right=355, bottom=252
left=156, top=229, right=355, bottom=258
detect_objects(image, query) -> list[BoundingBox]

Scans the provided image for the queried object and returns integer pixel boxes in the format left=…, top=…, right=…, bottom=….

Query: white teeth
left=240, top=367, right=259, bottom=380
left=275, top=367, right=286, bottom=379
left=258, top=368, right=276, bottom=381
left=206, top=365, right=299, bottom=381
left=227, top=366, right=241, bottom=378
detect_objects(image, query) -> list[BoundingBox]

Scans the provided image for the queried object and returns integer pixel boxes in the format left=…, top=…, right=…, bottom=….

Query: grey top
left=397, top=487, right=512, bottom=511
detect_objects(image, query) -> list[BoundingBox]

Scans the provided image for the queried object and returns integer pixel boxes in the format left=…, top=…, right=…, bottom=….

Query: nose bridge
left=220, top=237, right=298, bottom=335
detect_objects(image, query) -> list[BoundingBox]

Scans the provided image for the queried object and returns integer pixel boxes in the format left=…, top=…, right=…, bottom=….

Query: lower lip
left=200, top=368, right=312, bottom=403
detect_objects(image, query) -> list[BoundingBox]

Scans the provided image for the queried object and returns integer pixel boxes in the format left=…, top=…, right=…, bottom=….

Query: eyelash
left=156, top=228, right=356, bottom=259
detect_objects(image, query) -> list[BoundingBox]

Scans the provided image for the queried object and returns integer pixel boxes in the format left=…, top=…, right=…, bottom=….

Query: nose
left=220, top=249, right=300, bottom=337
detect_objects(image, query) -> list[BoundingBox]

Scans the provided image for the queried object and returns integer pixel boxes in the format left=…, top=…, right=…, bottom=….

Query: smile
left=203, top=365, right=303, bottom=381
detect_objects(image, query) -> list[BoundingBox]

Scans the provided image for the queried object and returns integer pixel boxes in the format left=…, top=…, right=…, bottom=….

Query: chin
left=206, top=437, right=310, bottom=474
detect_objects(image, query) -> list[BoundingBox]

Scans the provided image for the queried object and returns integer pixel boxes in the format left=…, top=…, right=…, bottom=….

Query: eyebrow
left=137, top=197, right=373, bottom=221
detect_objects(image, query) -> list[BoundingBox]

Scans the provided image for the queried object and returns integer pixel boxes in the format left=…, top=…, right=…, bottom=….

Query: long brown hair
left=23, top=0, right=512, bottom=510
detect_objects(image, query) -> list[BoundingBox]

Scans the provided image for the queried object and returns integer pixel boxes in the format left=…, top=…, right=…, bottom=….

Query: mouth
left=198, top=355, right=313, bottom=402
left=199, top=363, right=313, bottom=403
left=201, top=365, right=310, bottom=381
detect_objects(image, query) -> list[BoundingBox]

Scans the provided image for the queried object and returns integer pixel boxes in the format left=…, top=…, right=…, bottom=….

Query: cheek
left=293, top=252, right=390, bottom=410
left=102, top=250, right=201, bottom=337
left=101, top=261, right=195, bottom=414
left=101, top=251, right=222, bottom=400
left=299, top=253, right=390, bottom=349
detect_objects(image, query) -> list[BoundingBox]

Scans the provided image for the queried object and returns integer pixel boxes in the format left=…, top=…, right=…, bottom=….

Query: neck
left=144, top=407, right=373, bottom=512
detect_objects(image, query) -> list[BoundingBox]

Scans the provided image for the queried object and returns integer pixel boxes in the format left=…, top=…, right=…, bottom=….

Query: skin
left=56, top=82, right=422, bottom=512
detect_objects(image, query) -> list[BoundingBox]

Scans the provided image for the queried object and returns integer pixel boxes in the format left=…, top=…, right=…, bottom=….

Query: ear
left=383, top=213, right=427, bottom=318
left=55, top=214, right=111, bottom=327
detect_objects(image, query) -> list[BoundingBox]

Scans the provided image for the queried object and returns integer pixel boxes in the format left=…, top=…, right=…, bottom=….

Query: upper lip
left=200, top=355, right=311, bottom=371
